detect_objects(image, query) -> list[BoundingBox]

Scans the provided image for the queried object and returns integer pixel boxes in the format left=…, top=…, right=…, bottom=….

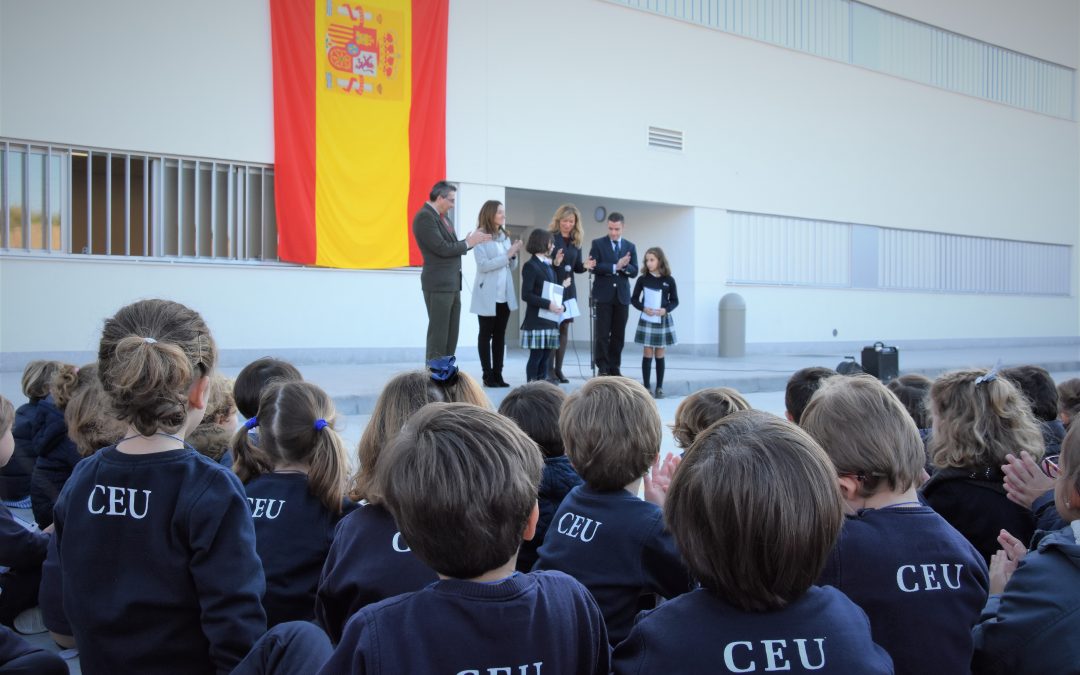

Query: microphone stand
left=588, top=269, right=596, bottom=378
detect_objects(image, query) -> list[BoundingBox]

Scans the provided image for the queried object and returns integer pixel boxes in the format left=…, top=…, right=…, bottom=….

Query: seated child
left=784, top=366, right=835, bottom=424
left=51, top=299, right=266, bottom=674
left=233, top=357, right=302, bottom=424
left=233, top=380, right=356, bottom=626
left=534, top=376, right=691, bottom=645
left=319, top=402, right=609, bottom=674
left=1002, top=365, right=1064, bottom=458
left=1057, top=377, right=1080, bottom=429
left=2, top=361, right=62, bottom=507
left=971, top=421, right=1080, bottom=674
left=189, top=374, right=239, bottom=467
left=0, top=396, right=51, bottom=626
left=63, top=364, right=126, bottom=458
left=670, top=386, right=750, bottom=454
left=921, top=368, right=1044, bottom=563
left=316, top=365, right=487, bottom=643
left=801, top=375, right=988, bottom=675
left=498, top=381, right=583, bottom=572
left=29, top=363, right=88, bottom=528
left=612, top=410, right=893, bottom=674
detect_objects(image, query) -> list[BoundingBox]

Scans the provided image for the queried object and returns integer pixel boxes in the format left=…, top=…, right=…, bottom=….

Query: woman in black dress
left=546, top=204, right=595, bottom=382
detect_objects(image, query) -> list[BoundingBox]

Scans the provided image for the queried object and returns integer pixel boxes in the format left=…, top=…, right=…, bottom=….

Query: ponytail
left=307, top=421, right=349, bottom=513
left=98, top=299, right=217, bottom=437
left=231, top=422, right=274, bottom=483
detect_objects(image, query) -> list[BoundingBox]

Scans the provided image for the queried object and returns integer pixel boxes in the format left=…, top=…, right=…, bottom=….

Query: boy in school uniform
left=801, top=375, right=988, bottom=675
left=319, top=403, right=609, bottom=675
left=533, top=376, right=691, bottom=645
left=612, top=410, right=894, bottom=674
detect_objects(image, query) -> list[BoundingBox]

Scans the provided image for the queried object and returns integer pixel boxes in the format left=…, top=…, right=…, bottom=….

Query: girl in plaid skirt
left=520, top=229, right=569, bottom=382
left=631, top=247, right=678, bottom=398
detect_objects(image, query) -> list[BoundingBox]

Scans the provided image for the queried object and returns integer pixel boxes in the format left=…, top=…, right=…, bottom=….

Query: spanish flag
left=270, top=0, right=447, bottom=268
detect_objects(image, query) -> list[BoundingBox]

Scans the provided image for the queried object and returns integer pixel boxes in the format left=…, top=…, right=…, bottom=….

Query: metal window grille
left=1, top=137, right=278, bottom=262
left=606, top=0, right=1076, bottom=120
left=728, top=210, right=1072, bottom=296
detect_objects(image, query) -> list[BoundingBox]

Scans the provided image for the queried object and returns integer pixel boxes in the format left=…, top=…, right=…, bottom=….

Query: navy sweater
left=316, top=501, right=438, bottom=644
left=818, top=506, right=988, bottom=675
left=1, top=400, right=40, bottom=502
left=971, top=522, right=1080, bottom=675
left=533, top=485, right=693, bottom=645
left=612, top=586, right=893, bottom=674
left=320, top=570, right=610, bottom=675
left=245, top=472, right=355, bottom=626
left=921, top=465, right=1036, bottom=565
left=53, top=446, right=267, bottom=675
left=517, top=455, right=583, bottom=573
left=0, top=503, right=49, bottom=571
left=29, top=395, right=82, bottom=527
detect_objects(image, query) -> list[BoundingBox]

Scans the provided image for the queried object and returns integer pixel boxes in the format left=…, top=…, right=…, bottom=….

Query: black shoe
left=482, top=374, right=500, bottom=388
left=654, top=388, right=665, bottom=399
left=492, top=372, right=511, bottom=388
left=554, top=369, right=569, bottom=384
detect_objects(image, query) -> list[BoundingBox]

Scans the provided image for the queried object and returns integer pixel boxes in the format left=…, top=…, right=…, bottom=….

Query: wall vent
left=647, top=126, right=683, bottom=151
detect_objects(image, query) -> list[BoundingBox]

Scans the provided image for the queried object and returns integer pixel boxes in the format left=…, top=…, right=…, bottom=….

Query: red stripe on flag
left=270, top=0, right=317, bottom=265
left=407, top=0, right=449, bottom=267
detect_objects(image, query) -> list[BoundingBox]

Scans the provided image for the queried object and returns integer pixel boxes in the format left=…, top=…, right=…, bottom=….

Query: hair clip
left=314, top=419, right=328, bottom=431
left=974, top=359, right=1003, bottom=386
left=143, top=337, right=157, bottom=344
left=427, top=355, right=460, bottom=385
left=243, top=417, right=259, bottom=430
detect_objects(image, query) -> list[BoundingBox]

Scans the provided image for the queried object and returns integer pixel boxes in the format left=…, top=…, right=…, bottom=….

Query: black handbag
left=861, top=342, right=899, bottom=382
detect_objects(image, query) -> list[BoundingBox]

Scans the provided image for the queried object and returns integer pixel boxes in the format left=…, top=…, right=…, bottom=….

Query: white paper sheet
left=538, top=281, right=565, bottom=322
left=642, top=287, right=663, bottom=324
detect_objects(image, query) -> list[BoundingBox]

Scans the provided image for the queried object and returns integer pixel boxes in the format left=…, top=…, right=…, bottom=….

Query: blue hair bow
left=427, top=355, right=460, bottom=385
left=243, top=417, right=259, bottom=430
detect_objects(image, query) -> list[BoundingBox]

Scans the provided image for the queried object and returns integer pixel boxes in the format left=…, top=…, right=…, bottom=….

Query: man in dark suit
left=413, top=181, right=490, bottom=361
left=587, top=212, right=638, bottom=376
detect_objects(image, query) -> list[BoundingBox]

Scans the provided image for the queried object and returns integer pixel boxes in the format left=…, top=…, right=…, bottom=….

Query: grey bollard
left=718, top=293, right=746, bottom=358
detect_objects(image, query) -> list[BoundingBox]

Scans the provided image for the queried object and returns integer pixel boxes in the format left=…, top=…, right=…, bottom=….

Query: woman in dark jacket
left=519, top=229, right=566, bottom=383
left=546, top=204, right=595, bottom=383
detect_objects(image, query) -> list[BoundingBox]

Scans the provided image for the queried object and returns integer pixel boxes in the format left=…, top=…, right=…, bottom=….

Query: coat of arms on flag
left=324, top=3, right=404, bottom=100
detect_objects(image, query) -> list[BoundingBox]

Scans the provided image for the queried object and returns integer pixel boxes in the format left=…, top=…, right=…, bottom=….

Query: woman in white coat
left=470, top=200, right=522, bottom=387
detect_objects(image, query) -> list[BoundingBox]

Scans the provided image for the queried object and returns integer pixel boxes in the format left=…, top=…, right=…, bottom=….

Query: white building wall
left=1, top=0, right=1078, bottom=359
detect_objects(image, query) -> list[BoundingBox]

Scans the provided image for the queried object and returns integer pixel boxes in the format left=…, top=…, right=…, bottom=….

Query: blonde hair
left=548, top=204, right=584, bottom=247
left=929, top=369, right=1044, bottom=469
left=559, top=377, right=661, bottom=490
left=21, top=360, right=65, bottom=400
left=204, top=374, right=236, bottom=425
left=98, top=299, right=217, bottom=437
left=801, top=375, right=924, bottom=495
left=50, top=364, right=82, bottom=410
left=671, top=387, right=750, bottom=449
left=233, top=381, right=349, bottom=513
left=63, top=364, right=126, bottom=457
left=350, top=369, right=489, bottom=502
left=0, top=395, right=14, bottom=436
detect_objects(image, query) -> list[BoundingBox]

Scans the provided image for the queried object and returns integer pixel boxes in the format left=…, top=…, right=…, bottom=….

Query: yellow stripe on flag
left=315, top=1, right=412, bottom=269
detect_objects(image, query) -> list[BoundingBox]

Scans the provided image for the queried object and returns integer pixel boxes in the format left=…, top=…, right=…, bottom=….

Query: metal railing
left=1, top=138, right=278, bottom=262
